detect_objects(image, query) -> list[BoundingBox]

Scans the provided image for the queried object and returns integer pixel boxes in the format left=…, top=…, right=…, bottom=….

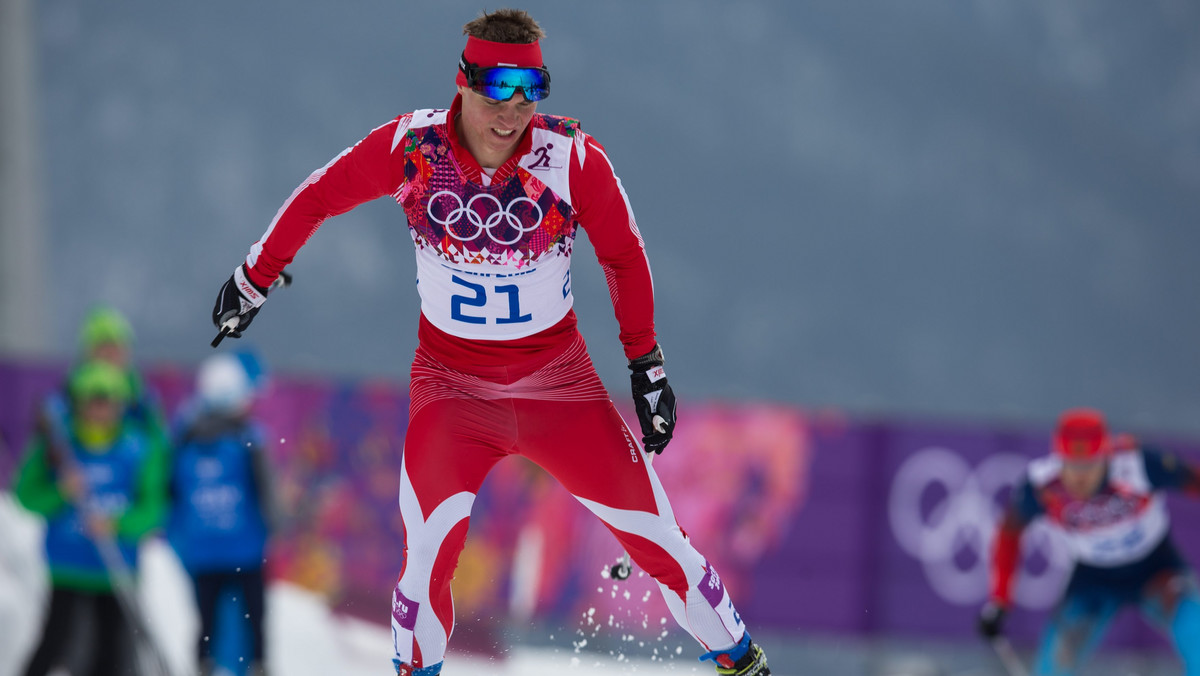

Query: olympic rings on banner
left=888, top=447, right=1070, bottom=609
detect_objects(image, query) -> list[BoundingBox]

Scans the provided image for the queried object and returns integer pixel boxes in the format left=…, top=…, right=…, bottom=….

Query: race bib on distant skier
left=414, top=246, right=574, bottom=340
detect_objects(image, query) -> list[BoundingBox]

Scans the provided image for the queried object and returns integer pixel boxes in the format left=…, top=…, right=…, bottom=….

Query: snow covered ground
left=0, top=495, right=716, bottom=676
left=3, top=493, right=1181, bottom=676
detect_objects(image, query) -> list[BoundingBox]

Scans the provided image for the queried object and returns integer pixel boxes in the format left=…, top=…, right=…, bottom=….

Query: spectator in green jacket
left=13, top=360, right=169, bottom=676
left=76, top=306, right=170, bottom=458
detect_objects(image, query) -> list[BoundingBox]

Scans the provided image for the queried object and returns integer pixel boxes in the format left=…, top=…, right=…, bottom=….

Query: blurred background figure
left=76, top=306, right=172, bottom=462
left=12, top=359, right=169, bottom=676
left=979, top=408, right=1200, bottom=676
left=168, top=351, right=275, bottom=676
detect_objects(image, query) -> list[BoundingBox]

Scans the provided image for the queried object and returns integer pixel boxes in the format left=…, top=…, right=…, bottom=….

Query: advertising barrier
left=3, top=359, right=1198, bottom=655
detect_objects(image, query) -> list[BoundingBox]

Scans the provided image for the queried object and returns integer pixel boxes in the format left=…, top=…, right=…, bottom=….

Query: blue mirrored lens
left=472, top=67, right=550, bottom=102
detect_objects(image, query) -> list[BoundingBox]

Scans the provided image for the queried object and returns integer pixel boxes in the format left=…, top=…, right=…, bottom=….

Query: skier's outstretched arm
left=1140, top=446, right=1200, bottom=495
left=979, top=477, right=1041, bottom=638
left=211, top=117, right=405, bottom=339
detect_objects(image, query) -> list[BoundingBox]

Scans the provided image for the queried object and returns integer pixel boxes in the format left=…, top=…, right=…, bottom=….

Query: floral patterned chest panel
left=397, top=114, right=579, bottom=269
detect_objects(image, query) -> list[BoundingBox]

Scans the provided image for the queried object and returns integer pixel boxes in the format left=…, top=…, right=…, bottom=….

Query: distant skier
left=208, top=8, right=768, bottom=676
left=13, top=360, right=169, bottom=676
left=168, top=352, right=275, bottom=676
left=979, top=408, right=1200, bottom=675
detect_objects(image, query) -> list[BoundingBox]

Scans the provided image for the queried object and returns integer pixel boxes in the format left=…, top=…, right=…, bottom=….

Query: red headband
left=455, top=35, right=544, bottom=87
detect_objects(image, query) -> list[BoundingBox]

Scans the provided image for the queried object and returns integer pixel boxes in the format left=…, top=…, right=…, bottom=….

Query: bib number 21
left=451, top=275, right=531, bottom=325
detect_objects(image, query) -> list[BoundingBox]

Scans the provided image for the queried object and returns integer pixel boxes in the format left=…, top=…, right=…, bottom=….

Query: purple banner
left=865, top=420, right=1200, bottom=651
left=3, top=359, right=1199, bottom=657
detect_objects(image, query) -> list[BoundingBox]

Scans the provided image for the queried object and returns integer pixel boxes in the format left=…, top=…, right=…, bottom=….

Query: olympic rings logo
left=427, top=191, right=544, bottom=246
left=888, top=447, right=1071, bottom=609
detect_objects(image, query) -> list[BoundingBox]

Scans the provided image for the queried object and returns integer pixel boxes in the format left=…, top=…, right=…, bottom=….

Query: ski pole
left=608, top=415, right=666, bottom=581
left=609, top=552, right=634, bottom=580
left=40, top=398, right=176, bottom=676
left=92, top=531, right=175, bottom=676
left=211, top=317, right=240, bottom=348
left=988, top=635, right=1030, bottom=676
left=211, top=270, right=292, bottom=347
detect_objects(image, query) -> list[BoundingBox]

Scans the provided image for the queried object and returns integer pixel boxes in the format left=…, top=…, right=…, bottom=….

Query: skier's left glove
left=628, top=344, right=676, bottom=454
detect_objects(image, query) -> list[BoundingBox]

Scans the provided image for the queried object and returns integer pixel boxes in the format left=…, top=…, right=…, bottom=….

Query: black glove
left=977, top=601, right=1007, bottom=640
left=212, top=264, right=277, bottom=338
left=628, top=344, right=677, bottom=454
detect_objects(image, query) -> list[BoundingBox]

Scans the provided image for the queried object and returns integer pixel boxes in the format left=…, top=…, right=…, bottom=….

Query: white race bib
left=414, top=246, right=574, bottom=340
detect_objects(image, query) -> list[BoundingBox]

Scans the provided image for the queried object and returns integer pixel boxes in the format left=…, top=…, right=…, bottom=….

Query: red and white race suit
left=241, top=95, right=746, bottom=670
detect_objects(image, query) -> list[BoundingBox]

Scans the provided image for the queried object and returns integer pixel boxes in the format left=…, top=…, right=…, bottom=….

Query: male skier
left=211, top=9, right=770, bottom=676
left=979, top=408, right=1200, bottom=675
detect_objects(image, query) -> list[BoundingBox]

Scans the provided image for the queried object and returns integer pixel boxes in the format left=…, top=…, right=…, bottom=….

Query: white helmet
left=196, top=353, right=253, bottom=412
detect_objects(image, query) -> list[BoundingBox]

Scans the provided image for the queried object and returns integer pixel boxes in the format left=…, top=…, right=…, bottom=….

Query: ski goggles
left=459, top=54, right=551, bottom=102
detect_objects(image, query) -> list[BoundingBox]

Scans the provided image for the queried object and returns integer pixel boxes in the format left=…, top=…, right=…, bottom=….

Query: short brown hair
left=462, top=9, right=545, bottom=44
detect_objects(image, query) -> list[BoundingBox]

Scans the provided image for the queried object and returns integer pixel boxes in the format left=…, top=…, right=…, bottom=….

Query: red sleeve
left=989, top=512, right=1025, bottom=607
left=570, top=133, right=657, bottom=360
left=243, top=116, right=408, bottom=288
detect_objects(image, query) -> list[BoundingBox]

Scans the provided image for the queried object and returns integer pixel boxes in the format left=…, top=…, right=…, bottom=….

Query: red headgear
left=456, top=35, right=544, bottom=87
left=1053, top=408, right=1111, bottom=460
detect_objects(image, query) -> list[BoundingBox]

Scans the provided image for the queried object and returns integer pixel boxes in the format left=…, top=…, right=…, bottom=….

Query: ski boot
left=393, top=659, right=442, bottom=676
left=700, top=633, right=771, bottom=676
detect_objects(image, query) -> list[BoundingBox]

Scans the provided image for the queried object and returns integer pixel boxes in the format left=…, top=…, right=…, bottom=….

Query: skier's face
left=456, top=85, right=537, bottom=168
left=1061, top=457, right=1106, bottom=499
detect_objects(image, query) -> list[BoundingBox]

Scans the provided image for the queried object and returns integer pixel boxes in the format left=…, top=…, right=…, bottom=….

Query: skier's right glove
left=628, top=344, right=677, bottom=454
left=212, top=264, right=274, bottom=338
left=977, top=601, right=1007, bottom=640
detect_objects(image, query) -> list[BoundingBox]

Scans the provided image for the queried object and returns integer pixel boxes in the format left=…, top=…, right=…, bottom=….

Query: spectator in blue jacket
left=14, top=360, right=168, bottom=676
left=168, top=351, right=275, bottom=676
